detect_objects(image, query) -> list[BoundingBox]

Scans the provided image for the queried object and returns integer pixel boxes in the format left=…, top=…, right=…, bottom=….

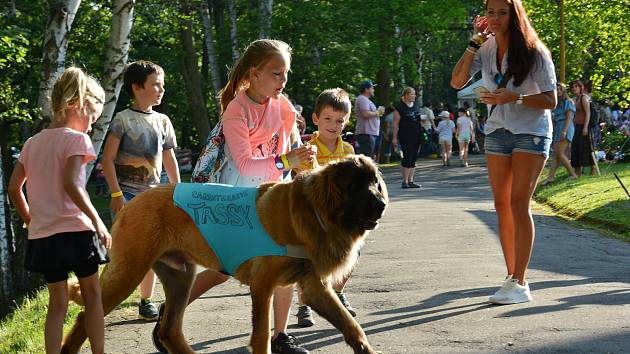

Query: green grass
left=0, top=273, right=139, bottom=353
left=535, top=162, right=630, bottom=238
left=0, top=173, right=180, bottom=352
left=0, top=285, right=82, bottom=353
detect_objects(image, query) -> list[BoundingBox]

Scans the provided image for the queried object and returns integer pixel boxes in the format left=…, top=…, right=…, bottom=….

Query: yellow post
left=559, top=0, right=566, bottom=83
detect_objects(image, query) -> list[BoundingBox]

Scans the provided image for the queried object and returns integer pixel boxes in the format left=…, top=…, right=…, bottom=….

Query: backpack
left=581, top=95, right=599, bottom=127
left=191, top=122, right=227, bottom=183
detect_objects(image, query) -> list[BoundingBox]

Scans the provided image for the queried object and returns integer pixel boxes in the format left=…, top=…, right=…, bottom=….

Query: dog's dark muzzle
left=362, top=197, right=386, bottom=230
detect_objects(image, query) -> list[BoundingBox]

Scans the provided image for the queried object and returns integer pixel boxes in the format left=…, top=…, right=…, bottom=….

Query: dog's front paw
left=355, top=343, right=377, bottom=354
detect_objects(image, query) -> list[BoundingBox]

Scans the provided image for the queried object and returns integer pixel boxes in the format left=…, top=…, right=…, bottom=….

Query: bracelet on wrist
left=465, top=47, right=478, bottom=55
left=468, top=40, right=481, bottom=50
left=471, top=34, right=486, bottom=45
left=281, top=154, right=290, bottom=170
left=111, top=191, right=123, bottom=198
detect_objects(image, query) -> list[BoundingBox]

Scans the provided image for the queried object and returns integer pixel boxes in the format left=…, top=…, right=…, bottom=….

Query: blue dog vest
left=173, top=183, right=287, bottom=275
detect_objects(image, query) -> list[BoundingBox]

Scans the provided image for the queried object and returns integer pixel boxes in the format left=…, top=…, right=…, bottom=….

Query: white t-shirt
left=437, top=120, right=455, bottom=141
left=457, top=116, right=473, bottom=135
left=469, top=36, right=556, bottom=138
left=419, top=106, right=435, bottom=130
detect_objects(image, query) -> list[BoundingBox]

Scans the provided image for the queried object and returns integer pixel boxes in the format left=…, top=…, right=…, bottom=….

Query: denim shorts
left=485, top=128, right=550, bottom=158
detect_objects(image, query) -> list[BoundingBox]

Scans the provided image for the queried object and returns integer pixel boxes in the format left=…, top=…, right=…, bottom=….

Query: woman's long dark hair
left=486, top=0, right=546, bottom=86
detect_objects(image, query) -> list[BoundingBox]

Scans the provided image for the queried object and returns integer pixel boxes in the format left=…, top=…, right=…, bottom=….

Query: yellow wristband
left=281, top=154, right=290, bottom=169
left=111, top=191, right=123, bottom=198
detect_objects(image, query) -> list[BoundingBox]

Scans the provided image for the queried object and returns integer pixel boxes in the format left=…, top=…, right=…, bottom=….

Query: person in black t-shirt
left=392, top=87, right=424, bottom=188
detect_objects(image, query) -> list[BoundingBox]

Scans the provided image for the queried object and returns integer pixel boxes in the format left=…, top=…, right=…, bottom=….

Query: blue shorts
left=485, top=128, right=550, bottom=158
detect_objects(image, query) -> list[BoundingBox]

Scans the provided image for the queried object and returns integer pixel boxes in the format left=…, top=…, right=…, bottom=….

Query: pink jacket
left=222, top=90, right=296, bottom=182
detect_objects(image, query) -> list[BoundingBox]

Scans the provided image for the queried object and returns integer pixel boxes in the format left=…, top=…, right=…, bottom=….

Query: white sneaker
left=489, top=278, right=532, bottom=304
left=488, top=275, right=512, bottom=300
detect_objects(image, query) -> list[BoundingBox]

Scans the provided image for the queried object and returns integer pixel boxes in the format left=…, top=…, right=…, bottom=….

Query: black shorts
left=25, top=230, right=109, bottom=283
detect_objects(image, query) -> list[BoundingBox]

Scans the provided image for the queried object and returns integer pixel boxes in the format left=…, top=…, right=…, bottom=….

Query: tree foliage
left=524, top=0, right=630, bottom=103
left=2, top=0, right=629, bottom=151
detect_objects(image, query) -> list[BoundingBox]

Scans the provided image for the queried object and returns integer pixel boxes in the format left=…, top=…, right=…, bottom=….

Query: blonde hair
left=556, top=82, right=570, bottom=101
left=51, top=67, right=105, bottom=123
left=401, top=87, right=415, bottom=98
left=219, top=39, right=291, bottom=114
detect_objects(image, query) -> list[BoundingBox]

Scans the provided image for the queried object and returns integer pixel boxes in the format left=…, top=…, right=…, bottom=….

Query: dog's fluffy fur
left=61, top=155, right=388, bottom=354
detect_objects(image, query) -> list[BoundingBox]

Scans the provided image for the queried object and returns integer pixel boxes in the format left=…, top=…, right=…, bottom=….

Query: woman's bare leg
left=510, top=152, right=547, bottom=284
left=486, top=154, right=516, bottom=276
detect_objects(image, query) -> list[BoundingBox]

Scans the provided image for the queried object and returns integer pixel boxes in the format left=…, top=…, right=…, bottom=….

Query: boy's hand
left=110, top=195, right=126, bottom=213
left=287, top=145, right=317, bottom=168
left=94, top=218, right=112, bottom=249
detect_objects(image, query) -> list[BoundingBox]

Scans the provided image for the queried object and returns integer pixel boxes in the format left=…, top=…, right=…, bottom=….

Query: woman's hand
left=582, top=126, right=589, bottom=136
left=286, top=145, right=317, bottom=168
left=561, top=131, right=568, bottom=140
left=480, top=88, right=518, bottom=105
left=473, top=15, right=490, bottom=40
left=110, top=195, right=126, bottom=213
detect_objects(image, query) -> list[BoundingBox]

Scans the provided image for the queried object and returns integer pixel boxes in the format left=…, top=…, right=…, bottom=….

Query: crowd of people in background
left=291, top=75, right=624, bottom=191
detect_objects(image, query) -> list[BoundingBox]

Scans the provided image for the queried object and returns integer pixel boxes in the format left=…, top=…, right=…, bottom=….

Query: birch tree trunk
left=200, top=2, right=222, bottom=115
left=0, top=148, right=12, bottom=317
left=7, top=0, right=16, bottom=18
left=259, top=0, right=273, bottom=39
left=36, top=0, right=81, bottom=130
left=416, top=39, right=425, bottom=105
left=0, top=147, right=35, bottom=317
left=227, top=0, right=239, bottom=62
left=394, top=24, right=406, bottom=89
left=87, top=0, right=135, bottom=178
left=181, top=0, right=210, bottom=140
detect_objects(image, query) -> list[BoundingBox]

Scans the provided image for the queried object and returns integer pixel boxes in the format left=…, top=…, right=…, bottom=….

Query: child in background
left=436, top=110, right=455, bottom=166
left=94, top=161, right=107, bottom=196
left=9, top=67, right=111, bottom=354
left=293, top=88, right=357, bottom=328
left=455, top=108, right=475, bottom=167
left=102, top=60, right=181, bottom=321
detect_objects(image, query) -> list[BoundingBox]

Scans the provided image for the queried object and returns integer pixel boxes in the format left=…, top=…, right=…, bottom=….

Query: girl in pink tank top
left=8, top=68, right=111, bottom=354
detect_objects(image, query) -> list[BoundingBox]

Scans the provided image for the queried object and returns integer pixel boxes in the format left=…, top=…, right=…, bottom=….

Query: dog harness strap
left=173, top=183, right=287, bottom=275
left=285, top=244, right=309, bottom=259
left=313, top=207, right=327, bottom=232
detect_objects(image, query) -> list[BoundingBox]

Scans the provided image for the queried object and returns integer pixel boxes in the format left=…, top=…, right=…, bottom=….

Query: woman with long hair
left=541, top=82, right=577, bottom=185
left=570, top=80, right=596, bottom=176
left=451, top=0, right=557, bottom=304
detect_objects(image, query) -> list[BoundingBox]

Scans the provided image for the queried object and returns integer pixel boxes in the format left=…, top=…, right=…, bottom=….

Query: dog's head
left=305, top=155, right=388, bottom=233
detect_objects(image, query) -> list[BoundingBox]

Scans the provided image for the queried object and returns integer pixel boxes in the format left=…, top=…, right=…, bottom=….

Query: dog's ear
left=304, top=159, right=347, bottom=215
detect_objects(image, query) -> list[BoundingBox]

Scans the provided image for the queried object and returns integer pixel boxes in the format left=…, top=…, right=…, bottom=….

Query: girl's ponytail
left=219, top=60, right=247, bottom=114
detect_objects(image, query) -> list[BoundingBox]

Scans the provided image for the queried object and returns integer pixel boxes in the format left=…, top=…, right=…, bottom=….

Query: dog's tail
left=68, top=279, right=84, bottom=306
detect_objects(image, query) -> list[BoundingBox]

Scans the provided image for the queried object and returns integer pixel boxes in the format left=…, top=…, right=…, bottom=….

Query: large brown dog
left=61, top=155, right=388, bottom=354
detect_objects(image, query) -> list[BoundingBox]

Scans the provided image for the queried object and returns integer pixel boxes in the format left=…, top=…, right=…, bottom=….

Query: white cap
left=439, top=111, right=450, bottom=118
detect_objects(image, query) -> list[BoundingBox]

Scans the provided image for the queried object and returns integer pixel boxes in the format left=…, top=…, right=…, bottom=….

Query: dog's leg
left=249, top=273, right=278, bottom=354
left=300, top=274, right=375, bottom=354
left=153, top=261, right=197, bottom=354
